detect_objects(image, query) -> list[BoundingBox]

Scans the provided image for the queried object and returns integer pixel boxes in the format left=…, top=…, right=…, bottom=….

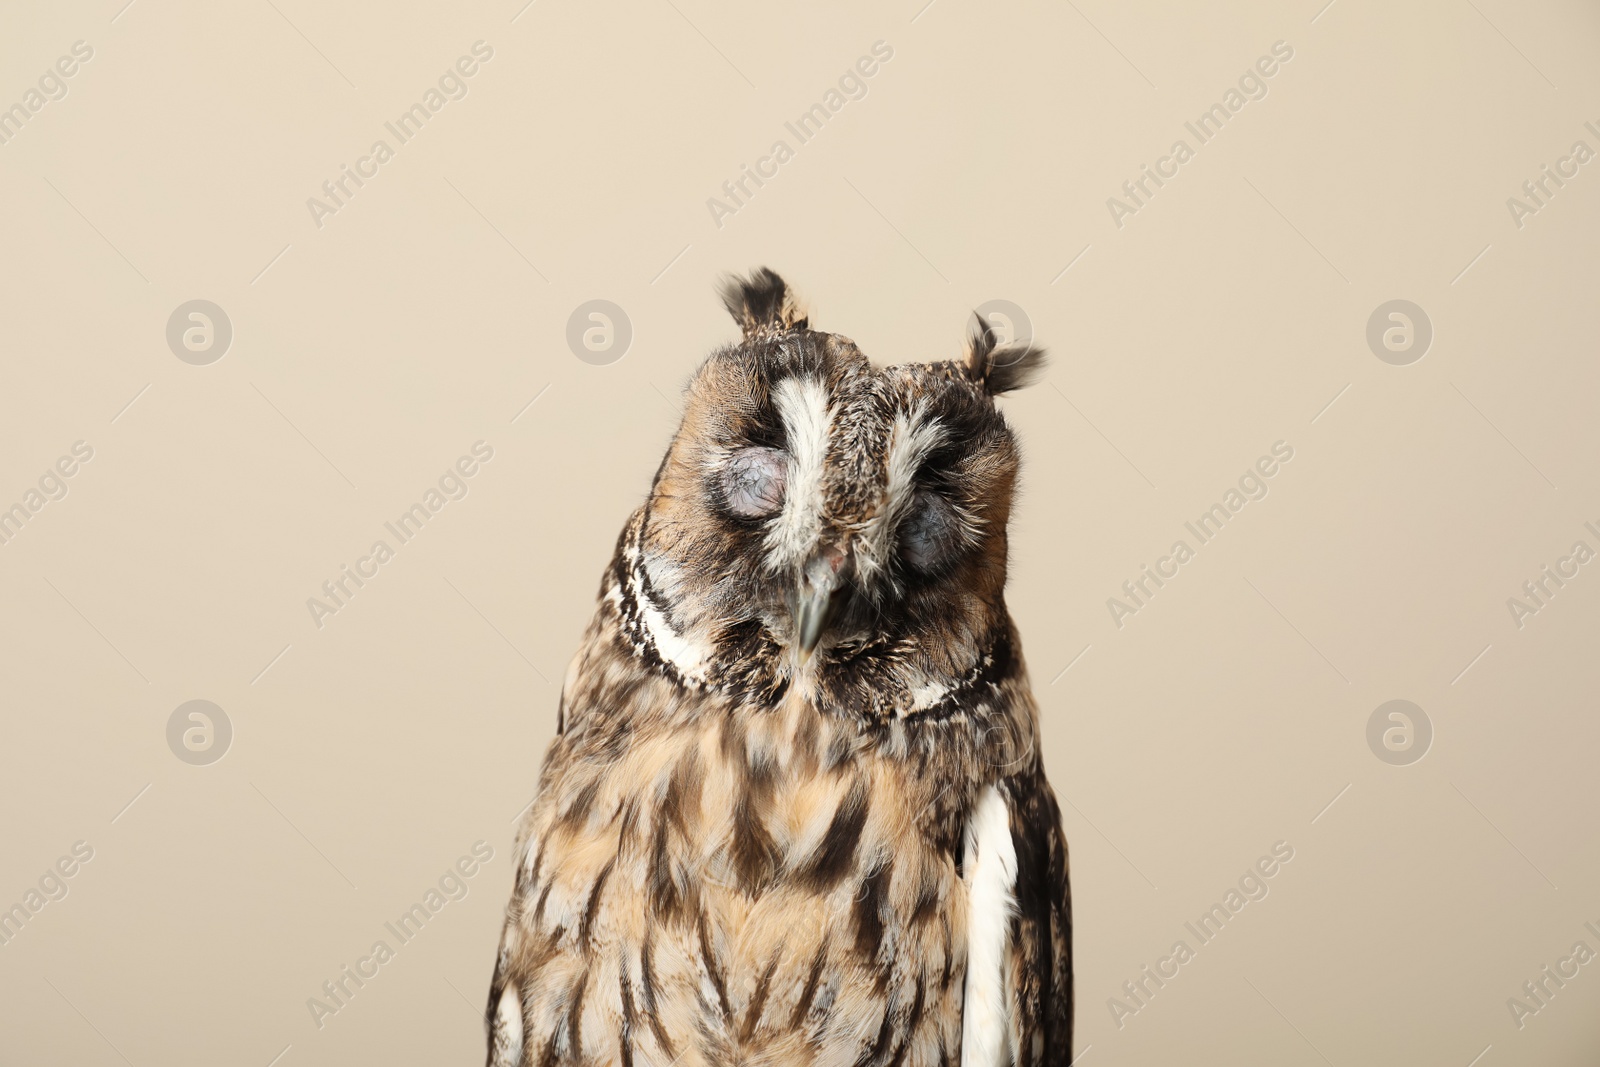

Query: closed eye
left=721, top=446, right=788, bottom=519
left=898, top=489, right=961, bottom=571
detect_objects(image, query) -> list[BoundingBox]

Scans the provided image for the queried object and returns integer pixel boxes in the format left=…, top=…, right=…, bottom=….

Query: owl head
left=626, top=268, right=1045, bottom=717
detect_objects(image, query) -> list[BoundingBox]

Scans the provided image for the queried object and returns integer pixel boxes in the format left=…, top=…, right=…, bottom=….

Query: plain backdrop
left=1, top=1, right=1598, bottom=1064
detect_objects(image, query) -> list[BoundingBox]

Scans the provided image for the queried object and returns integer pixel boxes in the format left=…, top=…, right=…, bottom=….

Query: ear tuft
left=965, top=312, right=1047, bottom=394
left=719, top=267, right=808, bottom=339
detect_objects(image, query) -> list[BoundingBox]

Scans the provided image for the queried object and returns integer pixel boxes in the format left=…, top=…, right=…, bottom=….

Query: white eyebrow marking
left=764, top=377, right=832, bottom=572
left=858, top=402, right=944, bottom=584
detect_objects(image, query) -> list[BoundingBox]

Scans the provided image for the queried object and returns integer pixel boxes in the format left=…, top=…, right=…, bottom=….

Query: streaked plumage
left=487, top=269, right=1072, bottom=1066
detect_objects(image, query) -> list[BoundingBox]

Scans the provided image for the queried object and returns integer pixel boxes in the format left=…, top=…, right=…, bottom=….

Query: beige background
left=2, top=0, right=1598, bottom=1063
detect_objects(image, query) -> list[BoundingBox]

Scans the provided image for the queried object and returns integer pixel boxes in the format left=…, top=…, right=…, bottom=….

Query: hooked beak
left=792, top=544, right=852, bottom=662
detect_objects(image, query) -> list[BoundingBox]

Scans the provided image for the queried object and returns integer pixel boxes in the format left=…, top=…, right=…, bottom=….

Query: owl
left=486, top=269, right=1072, bottom=1067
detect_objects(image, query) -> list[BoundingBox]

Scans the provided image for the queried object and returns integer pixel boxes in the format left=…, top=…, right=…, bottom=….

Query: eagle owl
left=487, top=269, right=1072, bottom=1066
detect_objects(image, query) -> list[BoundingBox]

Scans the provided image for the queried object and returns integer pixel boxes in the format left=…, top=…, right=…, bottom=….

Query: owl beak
left=793, top=543, right=851, bottom=661
left=790, top=591, right=832, bottom=659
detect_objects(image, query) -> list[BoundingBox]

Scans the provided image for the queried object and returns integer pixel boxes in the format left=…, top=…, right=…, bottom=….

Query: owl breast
left=495, top=647, right=1021, bottom=1067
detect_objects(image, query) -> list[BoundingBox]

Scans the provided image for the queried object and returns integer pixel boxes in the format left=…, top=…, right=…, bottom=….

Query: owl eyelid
left=718, top=445, right=789, bottom=520
left=896, top=489, right=962, bottom=572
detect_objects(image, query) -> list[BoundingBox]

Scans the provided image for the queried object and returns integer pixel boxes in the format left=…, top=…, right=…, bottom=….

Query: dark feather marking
left=538, top=1014, right=562, bottom=1067
left=855, top=1004, right=896, bottom=1067
left=716, top=617, right=790, bottom=706
left=911, top=870, right=941, bottom=926
left=527, top=839, right=546, bottom=891
left=482, top=967, right=505, bottom=1057
left=650, top=761, right=704, bottom=925
left=823, top=728, right=854, bottom=771
left=567, top=974, right=586, bottom=1061
left=853, top=858, right=891, bottom=962
left=533, top=881, right=553, bottom=926
left=800, top=777, right=869, bottom=888
left=1003, top=769, right=1076, bottom=1064
left=640, top=933, right=676, bottom=1058
left=579, top=858, right=614, bottom=943
left=558, top=779, right=601, bottom=829
left=939, top=915, right=954, bottom=991
left=729, top=787, right=782, bottom=890
left=740, top=951, right=780, bottom=1042
left=662, top=752, right=702, bottom=833
left=647, top=821, right=680, bottom=921
left=618, top=947, right=636, bottom=1067
left=790, top=942, right=828, bottom=1028
left=885, top=978, right=927, bottom=1067
left=617, top=796, right=642, bottom=844
left=697, top=908, right=734, bottom=1023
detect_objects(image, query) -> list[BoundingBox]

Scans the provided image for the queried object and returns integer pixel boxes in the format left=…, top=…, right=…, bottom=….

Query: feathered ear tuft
left=965, top=312, right=1047, bottom=394
left=719, top=267, right=808, bottom=339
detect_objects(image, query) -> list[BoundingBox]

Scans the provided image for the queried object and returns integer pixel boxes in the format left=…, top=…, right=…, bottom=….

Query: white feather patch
left=962, top=784, right=1018, bottom=1067
left=764, top=377, right=833, bottom=571
left=638, top=554, right=713, bottom=682
left=907, top=678, right=950, bottom=712
left=489, top=983, right=523, bottom=1067
left=612, top=536, right=714, bottom=685
left=859, top=404, right=944, bottom=583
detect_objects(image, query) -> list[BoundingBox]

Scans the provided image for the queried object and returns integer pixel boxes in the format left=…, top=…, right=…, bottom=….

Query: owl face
left=631, top=269, right=1045, bottom=711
